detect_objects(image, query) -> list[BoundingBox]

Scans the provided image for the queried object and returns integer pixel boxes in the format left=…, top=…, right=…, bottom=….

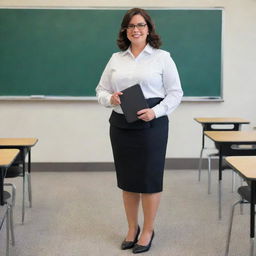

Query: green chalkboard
left=0, top=9, right=222, bottom=99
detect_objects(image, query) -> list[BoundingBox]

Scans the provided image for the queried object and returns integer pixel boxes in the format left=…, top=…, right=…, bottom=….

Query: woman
left=96, top=8, right=183, bottom=254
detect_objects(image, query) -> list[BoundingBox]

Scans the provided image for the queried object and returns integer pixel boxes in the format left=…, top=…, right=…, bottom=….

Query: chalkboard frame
left=0, top=7, right=223, bottom=101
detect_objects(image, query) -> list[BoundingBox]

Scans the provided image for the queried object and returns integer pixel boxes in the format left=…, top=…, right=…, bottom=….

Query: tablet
left=120, top=84, right=148, bottom=123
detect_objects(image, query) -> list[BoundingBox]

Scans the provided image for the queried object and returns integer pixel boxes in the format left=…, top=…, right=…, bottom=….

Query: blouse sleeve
left=152, top=52, right=183, bottom=118
left=95, top=54, right=115, bottom=108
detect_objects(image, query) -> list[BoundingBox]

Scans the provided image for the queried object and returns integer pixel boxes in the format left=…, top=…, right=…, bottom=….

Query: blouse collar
left=122, top=43, right=154, bottom=56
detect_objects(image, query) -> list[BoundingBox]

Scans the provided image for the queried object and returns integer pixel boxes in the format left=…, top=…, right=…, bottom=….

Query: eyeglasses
left=126, top=23, right=147, bottom=30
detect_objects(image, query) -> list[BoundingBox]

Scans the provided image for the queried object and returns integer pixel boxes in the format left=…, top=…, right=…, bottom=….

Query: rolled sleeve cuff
left=98, top=92, right=114, bottom=108
left=152, top=105, right=165, bottom=119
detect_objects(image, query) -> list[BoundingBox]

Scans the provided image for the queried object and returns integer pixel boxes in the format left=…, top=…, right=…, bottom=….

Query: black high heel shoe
left=132, top=230, right=154, bottom=254
left=121, top=226, right=140, bottom=250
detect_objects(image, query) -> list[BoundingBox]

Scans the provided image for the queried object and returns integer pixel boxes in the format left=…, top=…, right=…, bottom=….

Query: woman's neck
left=130, top=43, right=147, bottom=57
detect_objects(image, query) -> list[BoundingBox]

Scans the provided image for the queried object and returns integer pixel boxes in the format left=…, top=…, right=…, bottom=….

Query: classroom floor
left=0, top=169, right=251, bottom=256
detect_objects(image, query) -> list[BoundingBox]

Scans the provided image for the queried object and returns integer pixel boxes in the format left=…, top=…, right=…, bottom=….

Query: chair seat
left=208, top=153, right=231, bottom=170
left=3, top=191, right=11, bottom=201
left=208, top=153, right=219, bottom=157
left=237, top=185, right=256, bottom=203
left=5, top=165, right=22, bottom=178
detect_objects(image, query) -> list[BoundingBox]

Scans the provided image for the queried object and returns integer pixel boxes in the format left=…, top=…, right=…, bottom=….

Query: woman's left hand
left=137, top=108, right=156, bottom=122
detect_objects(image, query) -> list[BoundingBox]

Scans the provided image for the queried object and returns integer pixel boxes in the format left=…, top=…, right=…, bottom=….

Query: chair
left=199, top=140, right=236, bottom=194
left=225, top=185, right=254, bottom=256
left=0, top=185, right=16, bottom=256
left=0, top=204, right=10, bottom=256
left=198, top=141, right=217, bottom=182
left=4, top=184, right=16, bottom=245
left=5, top=149, right=32, bottom=223
left=198, top=121, right=250, bottom=193
left=198, top=122, right=244, bottom=182
left=207, top=151, right=236, bottom=194
left=199, top=145, right=235, bottom=194
left=207, top=144, right=256, bottom=194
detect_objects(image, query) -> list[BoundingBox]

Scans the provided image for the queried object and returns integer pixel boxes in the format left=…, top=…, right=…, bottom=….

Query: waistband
left=109, top=98, right=163, bottom=130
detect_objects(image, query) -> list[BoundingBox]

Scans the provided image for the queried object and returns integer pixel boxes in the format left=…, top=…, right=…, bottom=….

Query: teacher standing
left=96, top=8, right=183, bottom=254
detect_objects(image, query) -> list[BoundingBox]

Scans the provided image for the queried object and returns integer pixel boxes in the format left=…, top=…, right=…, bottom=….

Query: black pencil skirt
left=109, top=99, right=169, bottom=193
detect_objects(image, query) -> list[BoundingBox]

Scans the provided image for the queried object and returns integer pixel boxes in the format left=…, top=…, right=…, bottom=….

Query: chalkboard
left=0, top=9, right=222, bottom=99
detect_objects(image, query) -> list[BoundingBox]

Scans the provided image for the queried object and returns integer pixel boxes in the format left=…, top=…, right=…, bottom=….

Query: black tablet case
left=120, top=84, right=148, bottom=123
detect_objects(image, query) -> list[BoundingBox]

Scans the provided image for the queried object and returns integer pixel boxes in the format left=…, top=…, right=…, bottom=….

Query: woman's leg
left=138, top=192, right=161, bottom=245
left=122, top=190, right=140, bottom=241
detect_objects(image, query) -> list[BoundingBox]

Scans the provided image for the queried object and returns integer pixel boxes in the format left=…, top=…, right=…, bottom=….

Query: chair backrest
left=5, top=165, right=22, bottom=178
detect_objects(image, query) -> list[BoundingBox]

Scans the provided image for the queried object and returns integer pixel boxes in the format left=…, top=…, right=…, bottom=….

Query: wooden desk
left=0, top=149, right=20, bottom=205
left=204, top=131, right=256, bottom=219
left=225, top=156, right=256, bottom=255
left=0, top=138, right=38, bottom=222
left=194, top=118, right=250, bottom=181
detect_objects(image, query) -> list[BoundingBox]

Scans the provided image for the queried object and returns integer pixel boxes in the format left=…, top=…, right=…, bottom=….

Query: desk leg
left=27, top=149, right=32, bottom=208
left=208, top=155, right=212, bottom=194
left=218, top=148, right=223, bottom=220
left=231, top=171, right=235, bottom=193
left=198, top=147, right=204, bottom=181
left=198, top=128, right=205, bottom=182
left=6, top=205, right=10, bottom=256
left=219, top=180, right=222, bottom=220
left=250, top=182, right=255, bottom=256
left=0, top=167, right=4, bottom=205
left=22, top=149, right=25, bottom=224
left=250, top=239, right=254, bottom=256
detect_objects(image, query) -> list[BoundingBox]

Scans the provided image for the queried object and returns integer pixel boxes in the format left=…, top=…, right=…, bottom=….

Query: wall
left=0, top=0, right=255, bottom=163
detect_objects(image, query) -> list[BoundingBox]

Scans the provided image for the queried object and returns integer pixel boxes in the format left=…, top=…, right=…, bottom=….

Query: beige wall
left=0, top=0, right=255, bottom=162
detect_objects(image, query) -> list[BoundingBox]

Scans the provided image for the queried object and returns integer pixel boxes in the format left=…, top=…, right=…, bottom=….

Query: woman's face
left=126, top=14, right=148, bottom=48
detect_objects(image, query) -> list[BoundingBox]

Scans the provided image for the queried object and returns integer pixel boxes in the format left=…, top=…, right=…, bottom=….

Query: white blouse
left=96, top=44, right=183, bottom=118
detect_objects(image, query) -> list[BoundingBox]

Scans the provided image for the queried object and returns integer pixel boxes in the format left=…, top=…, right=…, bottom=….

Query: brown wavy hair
left=117, top=8, right=162, bottom=51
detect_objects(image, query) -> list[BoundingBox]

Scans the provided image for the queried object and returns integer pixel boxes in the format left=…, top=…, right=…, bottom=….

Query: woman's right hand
left=110, top=92, right=123, bottom=106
